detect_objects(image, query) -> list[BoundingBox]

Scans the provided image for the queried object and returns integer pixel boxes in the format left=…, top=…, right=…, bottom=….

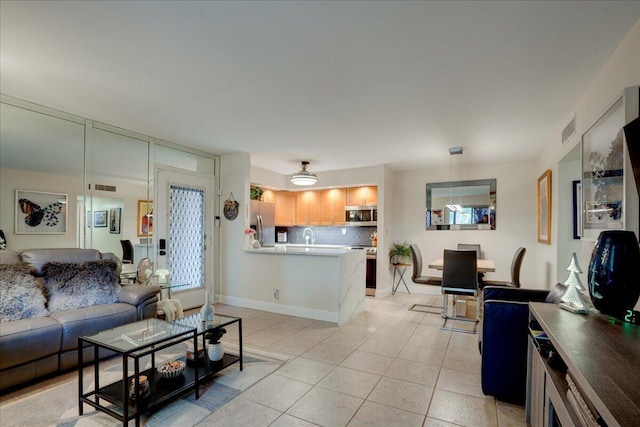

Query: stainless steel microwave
left=345, top=205, right=377, bottom=225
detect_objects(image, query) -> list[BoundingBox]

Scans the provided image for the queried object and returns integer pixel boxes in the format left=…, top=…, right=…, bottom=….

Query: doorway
left=155, top=166, right=214, bottom=310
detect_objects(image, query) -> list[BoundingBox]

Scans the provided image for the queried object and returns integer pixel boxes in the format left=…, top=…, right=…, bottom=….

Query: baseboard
left=218, top=295, right=339, bottom=324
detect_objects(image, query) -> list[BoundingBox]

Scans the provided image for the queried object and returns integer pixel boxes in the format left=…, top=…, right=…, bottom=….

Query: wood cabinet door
left=346, top=186, right=377, bottom=206
left=320, top=188, right=346, bottom=225
left=306, top=190, right=322, bottom=225
left=275, top=191, right=294, bottom=226
left=261, top=189, right=276, bottom=204
left=294, top=191, right=310, bottom=225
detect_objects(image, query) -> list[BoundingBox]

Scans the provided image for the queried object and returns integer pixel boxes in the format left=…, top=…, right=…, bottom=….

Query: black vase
left=588, top=230, right=640, bottom=319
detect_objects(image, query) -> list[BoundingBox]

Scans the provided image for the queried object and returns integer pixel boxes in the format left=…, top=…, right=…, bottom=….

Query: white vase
left=200, top=291, right=214, bottom=327
left=207, top=342, right=224, bottom=362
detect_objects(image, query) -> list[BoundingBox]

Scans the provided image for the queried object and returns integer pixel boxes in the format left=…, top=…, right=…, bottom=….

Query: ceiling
left=1, top=1, right=639, bottom=175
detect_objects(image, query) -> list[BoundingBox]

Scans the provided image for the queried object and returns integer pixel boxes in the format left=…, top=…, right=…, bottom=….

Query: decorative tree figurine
left=561, top=252, right=588, bottom=310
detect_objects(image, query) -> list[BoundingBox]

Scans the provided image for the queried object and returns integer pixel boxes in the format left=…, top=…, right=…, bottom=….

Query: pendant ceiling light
left=290, top=161, right=317, bottom=186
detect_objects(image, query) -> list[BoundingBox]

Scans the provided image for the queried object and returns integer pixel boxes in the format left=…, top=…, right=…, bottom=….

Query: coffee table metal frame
left=78, top=314, right=243, bottom=427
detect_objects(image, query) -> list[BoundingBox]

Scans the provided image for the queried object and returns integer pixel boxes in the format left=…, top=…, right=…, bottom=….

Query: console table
left=526, top=303, right=640, bottom=427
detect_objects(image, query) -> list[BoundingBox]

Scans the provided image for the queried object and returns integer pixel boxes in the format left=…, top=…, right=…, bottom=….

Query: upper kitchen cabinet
left=346, top=186, right=377, bottom=206
left=320, top=188, right=346, bottom=226
left=275, top=191, right=295, bottom=226
left=295, top=190, right=321, bottom=225
left=261, top=188, right=276, bottom=204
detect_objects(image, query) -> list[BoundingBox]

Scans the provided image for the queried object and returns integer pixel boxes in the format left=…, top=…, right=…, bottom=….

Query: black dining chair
left=441, top=249, right=479, bottom=333
left=408, top=244, right=443, bottom=313
left=483, top=247, right=526, bottom=288
left=457, top=243, right=481, bottom=259
left=120, top=240, right=134, bottom=264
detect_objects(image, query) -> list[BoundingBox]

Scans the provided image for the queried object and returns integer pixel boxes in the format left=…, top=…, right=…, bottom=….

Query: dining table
left=428, top=258, right=496, bottom=273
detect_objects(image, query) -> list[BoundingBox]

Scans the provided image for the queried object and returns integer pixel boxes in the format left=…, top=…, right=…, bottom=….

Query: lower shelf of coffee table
left=84, top=353, right=240, bottom=418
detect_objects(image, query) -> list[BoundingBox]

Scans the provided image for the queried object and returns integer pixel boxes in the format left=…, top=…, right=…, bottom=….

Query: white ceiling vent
left=562, top=115, right=576, bottom=144
left=90, top=184, right=117, bottom=192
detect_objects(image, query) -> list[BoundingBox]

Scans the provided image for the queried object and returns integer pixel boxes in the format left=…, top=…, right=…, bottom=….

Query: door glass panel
left=169, top=185, right=205, bottom=290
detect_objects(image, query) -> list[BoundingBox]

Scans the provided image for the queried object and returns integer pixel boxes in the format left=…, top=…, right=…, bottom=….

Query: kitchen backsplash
left=277, top=226, right=377, bottom=247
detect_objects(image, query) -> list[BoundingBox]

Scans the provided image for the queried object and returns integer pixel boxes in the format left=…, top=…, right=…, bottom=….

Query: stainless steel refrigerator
left=250, top=200, right=275, bottom=247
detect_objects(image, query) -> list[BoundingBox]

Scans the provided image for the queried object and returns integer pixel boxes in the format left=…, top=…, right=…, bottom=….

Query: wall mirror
left=426, top=179, right=496, bottom=230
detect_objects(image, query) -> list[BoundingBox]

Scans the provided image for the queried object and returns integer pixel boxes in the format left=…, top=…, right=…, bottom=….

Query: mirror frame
left=426, top=178, right=497, bottom=230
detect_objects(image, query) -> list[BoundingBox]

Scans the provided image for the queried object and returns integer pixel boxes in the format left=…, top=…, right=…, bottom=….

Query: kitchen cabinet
left=261, top=189, right=276, bottom=204
left=295, top=191, right=321, bottom=225
left=346, top=186, right=377, bottom=206
left=320, top=188, right=346, bottom=225
left=275, top=191, right=295, bottom=226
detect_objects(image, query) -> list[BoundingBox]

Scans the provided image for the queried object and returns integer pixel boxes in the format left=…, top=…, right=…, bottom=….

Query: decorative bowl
left=157, top=360, right=186, bottom=379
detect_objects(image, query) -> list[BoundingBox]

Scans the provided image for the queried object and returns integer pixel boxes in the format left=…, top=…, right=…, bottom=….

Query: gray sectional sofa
left=0, top=248, right=160, bottom=391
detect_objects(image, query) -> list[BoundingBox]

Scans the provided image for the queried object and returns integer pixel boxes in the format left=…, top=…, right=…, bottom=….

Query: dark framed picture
left=572, top=180, right=582, bottom=239
left=109, top=208, right=121, bottom=234
left=94, top=210, right=107, bottom=228
left=15, top=189, right=68, bottom=234
left=537, top=169, right=551, bottom=244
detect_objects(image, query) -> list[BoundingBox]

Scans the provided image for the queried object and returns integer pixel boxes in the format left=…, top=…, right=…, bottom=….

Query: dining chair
left=441, top=249, right=479, bottom=333
left=408, top=244, right=443, bottom=313
left=483, top=247, right=526, bottom=288
left=457, top=243, right=481, bottom=259
left=120, top=240, right=134, bottom=264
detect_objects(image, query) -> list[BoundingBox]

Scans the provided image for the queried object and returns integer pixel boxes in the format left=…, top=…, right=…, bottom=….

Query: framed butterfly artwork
left=15, top=190, right=68, bottom=234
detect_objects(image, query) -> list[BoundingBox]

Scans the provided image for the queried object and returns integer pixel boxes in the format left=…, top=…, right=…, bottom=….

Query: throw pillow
left=42, top=259, right=120, bottom=313
left=0, top=262, right=49, bottom=322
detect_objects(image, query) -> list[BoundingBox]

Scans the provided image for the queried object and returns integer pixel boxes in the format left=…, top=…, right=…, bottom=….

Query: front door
left=155, top=166, right=214, bottom=310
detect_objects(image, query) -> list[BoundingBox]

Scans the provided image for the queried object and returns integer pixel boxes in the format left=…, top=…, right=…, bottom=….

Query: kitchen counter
left=246, top=244, right=353, bottom=256
left=223, top=245, right=366, bottom=325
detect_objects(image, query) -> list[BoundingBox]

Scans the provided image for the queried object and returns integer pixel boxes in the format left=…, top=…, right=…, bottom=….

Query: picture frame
left=109, top=208, right=121, bottom=234
left=15, top=189, right=68, bottom=234
left=572, top=180, right=582, bottom=239
left=582, top=95, right=625, bottom=231
left=137, top=200, right=153, bottom=237
left=94, top=210, right=107, bottom=228
left=537, top=169, right=551, bottom=244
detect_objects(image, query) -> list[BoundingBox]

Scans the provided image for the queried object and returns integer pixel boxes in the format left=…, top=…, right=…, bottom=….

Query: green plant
left=388, top=241, right=411, bottom=264
left=204, top=327, right=227, bottom=344
left=250, top=186, right=263, bottom=201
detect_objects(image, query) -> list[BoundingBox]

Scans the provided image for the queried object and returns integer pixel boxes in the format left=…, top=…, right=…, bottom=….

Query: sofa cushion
left=0, top=316, right=62, bottom=370
left=0, top=262, right=49, bottom=322
left=50, top=302, right=136, bottom=352
left=0, top=250, right=21, bottom=264
left=42, top=259, right=120, bottom=313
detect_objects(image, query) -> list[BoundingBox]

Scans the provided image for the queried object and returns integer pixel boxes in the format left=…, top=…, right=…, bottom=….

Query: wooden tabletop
left=530, top=302, right=640, bottom=427
left=428, top=258, right=496, bottom=273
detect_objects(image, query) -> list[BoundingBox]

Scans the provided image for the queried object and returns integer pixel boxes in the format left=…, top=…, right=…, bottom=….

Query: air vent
left=562, top=115, right=576, bottom=144
left=90, top=184, right=117, bottom=192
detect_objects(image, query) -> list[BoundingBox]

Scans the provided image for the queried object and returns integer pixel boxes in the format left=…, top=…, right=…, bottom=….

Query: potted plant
left=204, top=327, right=227, bottom=362
left=388, top=241, right=411, bottom=265
left=250, top=186, right=263, bottom=201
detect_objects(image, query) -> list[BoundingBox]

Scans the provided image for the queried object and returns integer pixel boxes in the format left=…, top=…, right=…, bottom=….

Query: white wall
left=393, top=159, right=540, bottom=288
left=536, top=18, right=640, bottom=288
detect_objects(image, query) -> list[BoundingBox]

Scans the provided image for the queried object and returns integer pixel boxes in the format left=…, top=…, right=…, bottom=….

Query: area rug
left=0, top=343, right=287, bottom=427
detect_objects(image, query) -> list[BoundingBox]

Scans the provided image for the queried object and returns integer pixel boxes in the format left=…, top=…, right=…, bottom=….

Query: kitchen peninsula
left=225, top=245, right=365, bottom=326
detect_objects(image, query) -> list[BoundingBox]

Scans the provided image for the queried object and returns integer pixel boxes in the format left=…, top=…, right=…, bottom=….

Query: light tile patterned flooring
left=199, top=293, right=525, bottom=427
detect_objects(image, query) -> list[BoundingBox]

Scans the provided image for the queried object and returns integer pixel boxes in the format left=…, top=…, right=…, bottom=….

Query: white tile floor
left=198, top=293, right=525, bottom=427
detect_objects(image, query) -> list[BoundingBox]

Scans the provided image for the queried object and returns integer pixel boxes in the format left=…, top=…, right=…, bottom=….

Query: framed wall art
left=572, top=180, right=582, bottom=239
left=15, top=190, right=68, bottom=234
left=582, top=95, right=625, bottom=231
left=537, top=170, right=551, bottom=244
left=94, top=210, right=107, bottom=228
left=137, top=200, right=153, bottom=237
left=109, top=208, right=121, bottom=234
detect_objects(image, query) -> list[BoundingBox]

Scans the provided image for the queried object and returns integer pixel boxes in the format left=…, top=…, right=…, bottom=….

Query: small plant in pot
left=388, top=241, right=411, bottom=265
left=204, top=327, right=227, bottom=362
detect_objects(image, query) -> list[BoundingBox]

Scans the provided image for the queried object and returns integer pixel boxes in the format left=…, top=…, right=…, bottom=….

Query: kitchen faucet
left=303, top=227, right=315, bottom=245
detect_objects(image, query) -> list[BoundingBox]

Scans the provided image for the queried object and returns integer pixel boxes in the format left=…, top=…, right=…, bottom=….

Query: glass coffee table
left=78, top=314, right=242, bottom=427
